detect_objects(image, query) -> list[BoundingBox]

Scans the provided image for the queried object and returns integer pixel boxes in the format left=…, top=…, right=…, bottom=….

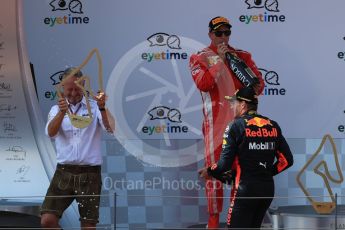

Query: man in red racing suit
left=199, top=87, right=293, bottom=228
left=189, top=16, right=265, bottom=228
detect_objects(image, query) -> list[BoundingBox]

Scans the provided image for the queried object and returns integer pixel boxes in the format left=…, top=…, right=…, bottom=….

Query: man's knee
left=41, top=213, right=59, bottom=228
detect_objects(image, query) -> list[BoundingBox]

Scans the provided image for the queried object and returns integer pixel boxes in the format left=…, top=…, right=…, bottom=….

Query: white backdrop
left=22, top=0, right=345, bottom=140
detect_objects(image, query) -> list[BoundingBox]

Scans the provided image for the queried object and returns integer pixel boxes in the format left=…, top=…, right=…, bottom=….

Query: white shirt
left=45, top=97, right=106, bottom=165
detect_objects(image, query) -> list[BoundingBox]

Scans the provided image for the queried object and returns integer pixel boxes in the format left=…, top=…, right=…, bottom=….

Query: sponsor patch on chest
left=207, top=55, right=221, bottom=66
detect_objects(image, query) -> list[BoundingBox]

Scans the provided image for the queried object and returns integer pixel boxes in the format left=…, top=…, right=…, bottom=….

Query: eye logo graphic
left=147, top=33, right=181, bottom=49
left=259, top=68, right=280, bottom=85
left=49, top=70, right=64, bottom=85
left=259, top=68, right=286, bottom=96
left=148, top=106, right=182, bottom=123
left=49, top=0, right=84, bottom=14
left=245, top=0, right=279, bottom=12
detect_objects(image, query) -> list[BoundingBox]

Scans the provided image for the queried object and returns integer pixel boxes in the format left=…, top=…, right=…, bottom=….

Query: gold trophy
left=296, top=134, right=343, bottom=214
left=56, top=48, right=104, bottom=129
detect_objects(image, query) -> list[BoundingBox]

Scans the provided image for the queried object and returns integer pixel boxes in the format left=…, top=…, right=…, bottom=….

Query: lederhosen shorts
left=41, top=164, right=102, bottom=223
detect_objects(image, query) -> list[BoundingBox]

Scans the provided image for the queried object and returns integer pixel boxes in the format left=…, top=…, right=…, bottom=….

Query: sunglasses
left=213, top=30, right=231, bottom=37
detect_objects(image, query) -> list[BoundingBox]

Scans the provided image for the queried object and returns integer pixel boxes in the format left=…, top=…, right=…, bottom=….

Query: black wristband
left=99, top=108, right=106, bottom=111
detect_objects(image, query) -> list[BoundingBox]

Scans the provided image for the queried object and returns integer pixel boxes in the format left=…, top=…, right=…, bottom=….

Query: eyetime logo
left=239, top=0, right=286, bottom=24
left=141, top=106, right=189, bottom=135
left=44, top=69, right=91, bottom=101
left=44, top=0, right=90, bottom=27
left=106, top=36, right=205, bottom=167
left=44, top=70, right=64, bottom=100
left=141, top=33, right=188, bottom=62
left=259, top=68, right=286, bottom=96
left=337, top=36, right=345, bottom=61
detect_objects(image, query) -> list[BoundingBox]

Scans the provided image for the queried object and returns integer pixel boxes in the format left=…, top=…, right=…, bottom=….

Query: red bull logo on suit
left=245, top=117, right=277, bottom=137
left=245, top=128, right=278, bottom=137
left=245, top=117, right=272, bottom=127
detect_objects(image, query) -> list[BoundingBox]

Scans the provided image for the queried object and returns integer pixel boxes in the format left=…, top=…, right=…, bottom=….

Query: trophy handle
left=54, top=48, right=104, bottom=128
left=76, top=48, right=103, bottom=92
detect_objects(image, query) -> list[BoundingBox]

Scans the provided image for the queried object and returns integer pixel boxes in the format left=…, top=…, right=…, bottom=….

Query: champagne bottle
left=225, top=51, right=259, bottom=87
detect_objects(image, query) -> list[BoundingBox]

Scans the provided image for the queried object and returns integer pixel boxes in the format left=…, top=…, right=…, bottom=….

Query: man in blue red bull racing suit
left=199, top=87, right=293, bottom=229
left=189, top=16, right=265, bottom=228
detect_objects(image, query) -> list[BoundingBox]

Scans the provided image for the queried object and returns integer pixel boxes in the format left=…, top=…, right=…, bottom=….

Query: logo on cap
left=209, top=16, right=231, bottom=31
left=211, top=17, right=229, bottom=25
